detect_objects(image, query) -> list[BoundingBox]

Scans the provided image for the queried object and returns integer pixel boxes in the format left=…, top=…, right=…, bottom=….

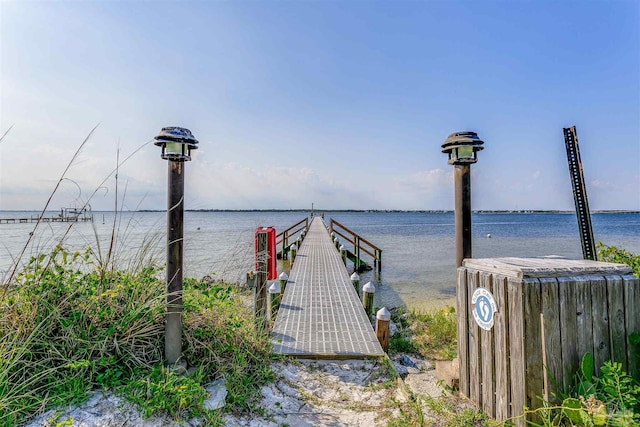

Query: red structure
left=255, top=227, right=277, bottom=280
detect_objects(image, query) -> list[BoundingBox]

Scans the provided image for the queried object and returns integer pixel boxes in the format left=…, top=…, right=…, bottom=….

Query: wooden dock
left=271, top=217, right=384, bottom=358
left=0, top=208, right=93, bottom=224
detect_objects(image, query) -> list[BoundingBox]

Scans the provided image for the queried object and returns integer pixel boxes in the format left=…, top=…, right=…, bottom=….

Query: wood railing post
left=354, top=235, right=361, bottom=272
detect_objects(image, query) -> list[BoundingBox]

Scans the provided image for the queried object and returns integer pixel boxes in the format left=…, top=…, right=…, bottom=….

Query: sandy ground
left=25, top=354, right=479, bottom=427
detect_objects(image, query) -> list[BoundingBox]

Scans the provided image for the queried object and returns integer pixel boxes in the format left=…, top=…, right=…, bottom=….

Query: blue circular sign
left=471, top=288, right=497, bottom=330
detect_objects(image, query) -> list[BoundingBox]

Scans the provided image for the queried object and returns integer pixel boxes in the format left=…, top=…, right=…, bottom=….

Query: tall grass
left=0, top=129, right=274, bottom=425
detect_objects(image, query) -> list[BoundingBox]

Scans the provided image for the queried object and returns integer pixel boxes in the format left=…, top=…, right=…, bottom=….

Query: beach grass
left=0, top=246, right=272, bottom=426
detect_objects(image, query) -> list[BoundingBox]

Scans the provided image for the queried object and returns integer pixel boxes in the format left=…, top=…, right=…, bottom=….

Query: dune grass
left=0, top=246, right=272, bottom=426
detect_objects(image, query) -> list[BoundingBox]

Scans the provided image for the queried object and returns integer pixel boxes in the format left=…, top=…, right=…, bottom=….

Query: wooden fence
left=457, top=257, right=639, bottom=426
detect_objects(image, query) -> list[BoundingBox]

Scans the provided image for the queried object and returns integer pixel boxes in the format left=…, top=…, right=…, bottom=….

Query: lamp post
left=441, top=131, right=484, bottom=269
left=154, top=126, right=199, bottom=368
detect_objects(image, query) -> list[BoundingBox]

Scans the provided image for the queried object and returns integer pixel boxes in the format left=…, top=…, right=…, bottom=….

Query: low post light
left=155, top=126, right=199, bottom=368
left=441, top=131, right=484, bottom=269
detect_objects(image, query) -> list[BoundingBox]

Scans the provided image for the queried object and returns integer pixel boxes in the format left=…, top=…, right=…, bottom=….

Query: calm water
left=1, top=211, right=638, bottom=311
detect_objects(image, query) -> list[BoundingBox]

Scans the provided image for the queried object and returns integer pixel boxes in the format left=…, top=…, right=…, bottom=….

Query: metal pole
left=165, top=160, right=184, bottom=367
left=454, top=164, right=472, bottom=269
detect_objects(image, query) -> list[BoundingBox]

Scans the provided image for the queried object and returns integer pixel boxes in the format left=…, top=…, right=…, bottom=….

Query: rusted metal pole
left=165, top=160, right=184, bottom=367
left=454, top=164, right=472, bottom=269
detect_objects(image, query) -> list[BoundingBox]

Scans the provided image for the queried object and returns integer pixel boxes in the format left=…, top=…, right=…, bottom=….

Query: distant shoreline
left=2, top=209, right=639, bottom=214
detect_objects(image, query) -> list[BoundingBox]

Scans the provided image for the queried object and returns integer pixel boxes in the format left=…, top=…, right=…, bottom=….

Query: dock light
left=155, top=126, right=199, bottom=369
left=441, top=131, right=483, bottom=165
left=442, top=131, right=484, bottom=269
left=154, top=126, right=199, bottom=161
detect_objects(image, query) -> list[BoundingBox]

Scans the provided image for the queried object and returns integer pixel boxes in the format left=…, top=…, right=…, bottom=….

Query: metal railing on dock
left=329, top=219, right=382, bottom=273
left=276, top=217, right=309, bottom=259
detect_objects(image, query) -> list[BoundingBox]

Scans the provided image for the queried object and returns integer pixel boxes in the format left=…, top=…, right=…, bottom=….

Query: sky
left=1, top=0, right=639, bottom=212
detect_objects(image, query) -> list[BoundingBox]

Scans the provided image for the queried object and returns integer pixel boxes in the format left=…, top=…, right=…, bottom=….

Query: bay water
left=1, top=211, right=638, bottom=311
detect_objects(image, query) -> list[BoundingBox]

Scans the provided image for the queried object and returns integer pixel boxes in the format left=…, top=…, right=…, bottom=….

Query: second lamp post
left=154, top=126, right=199, bottom=368
left=441, top=131, right=484, bottom=269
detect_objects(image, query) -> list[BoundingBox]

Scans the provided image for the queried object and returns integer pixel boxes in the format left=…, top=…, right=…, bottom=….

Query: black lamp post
left=154, top=126, right=199, bottom=367
left=441, top=131, right=484, bottom=269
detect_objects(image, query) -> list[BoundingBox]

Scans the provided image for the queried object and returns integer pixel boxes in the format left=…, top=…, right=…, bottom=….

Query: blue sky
left=1, top=1, right=638, bottom=211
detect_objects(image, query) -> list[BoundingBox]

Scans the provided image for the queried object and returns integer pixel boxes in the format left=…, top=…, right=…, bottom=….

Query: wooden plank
left=559, top=277, right=579, bottom=387
left=575, top=277, right=594, bottom=362
left=456, top=267, right=470, bottom=398
left=480, top=271, right=496, bottom=418
left=590, top=276, right=611, bottom=375
left=462, top=257, right=631, bottom=279
left=467, top=269, right=482, bottom=407
left=623, top=275, right=640, bottom=380
left=540, top=277, right=562, bottom=400
left=523, top=278, right=543, bottom=423
left=493, top=274, right=510, bottom=422
left=507, top=276, right=525, bottom=427
left=606, top=275, right=628, bottom=372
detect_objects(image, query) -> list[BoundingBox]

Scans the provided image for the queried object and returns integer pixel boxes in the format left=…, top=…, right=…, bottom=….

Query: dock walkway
left=271, top=217, right=384, bottom=358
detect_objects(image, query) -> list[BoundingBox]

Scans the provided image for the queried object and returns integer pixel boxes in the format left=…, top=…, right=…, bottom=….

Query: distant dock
left=0, top=208, right=93, bottom=224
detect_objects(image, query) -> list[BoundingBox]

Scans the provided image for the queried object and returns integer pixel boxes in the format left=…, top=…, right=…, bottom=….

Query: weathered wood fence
left=457, top=257, right=639, bottom=426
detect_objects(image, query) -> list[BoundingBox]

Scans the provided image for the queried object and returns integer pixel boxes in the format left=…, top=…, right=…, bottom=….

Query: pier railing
left=276, top=217, right=309, bottom=259
left=329, top=218, right=382, bottom=273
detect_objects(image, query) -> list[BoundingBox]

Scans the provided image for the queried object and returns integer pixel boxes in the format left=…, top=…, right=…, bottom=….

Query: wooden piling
left=376, top=307, right=390, bottom=352
left=362, top=282, right=375, bottom=318
left=268, top=282, right=281, bottom=324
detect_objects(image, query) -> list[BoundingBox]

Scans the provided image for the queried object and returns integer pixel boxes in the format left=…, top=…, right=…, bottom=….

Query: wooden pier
left=271, top=217, right=384, bottom=358
left=0, top=208, right=94, bottom=224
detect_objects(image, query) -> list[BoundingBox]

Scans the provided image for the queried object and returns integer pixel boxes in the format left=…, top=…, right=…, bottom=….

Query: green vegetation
left=390, top=306, right=458, bottom=361
left=0, top=245, right=272, bottom=426
left=524, top=350, right=640, bottom=426
left=597, top=242, right=640, bottom=277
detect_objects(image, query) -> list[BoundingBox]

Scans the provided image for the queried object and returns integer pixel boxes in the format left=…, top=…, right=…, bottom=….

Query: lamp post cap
left=279, top=272, right=289, bottom=280
left=441, top=131, right=484, bottom=152
left=154, top=126, right=199, bottom=148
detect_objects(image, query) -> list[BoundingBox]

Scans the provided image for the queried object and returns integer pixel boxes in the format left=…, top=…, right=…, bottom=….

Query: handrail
left=329, top=218, right=382, bottom=273
left=276, top=217, right=309, bottom=259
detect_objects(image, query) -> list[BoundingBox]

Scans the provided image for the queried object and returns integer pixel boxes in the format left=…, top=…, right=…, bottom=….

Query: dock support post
left=268, top=281, right=281, bottom=325
left=340, top=245, right=347, bottom=265
left=376, top=307, right=390, bottom=352
left=350, top=272, right=360, bottom=297
left=362, top=282, right=375, bottom=319
left=279, top=271, right=289, bottom=294
left=290, top=244, right=297, bottom=264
